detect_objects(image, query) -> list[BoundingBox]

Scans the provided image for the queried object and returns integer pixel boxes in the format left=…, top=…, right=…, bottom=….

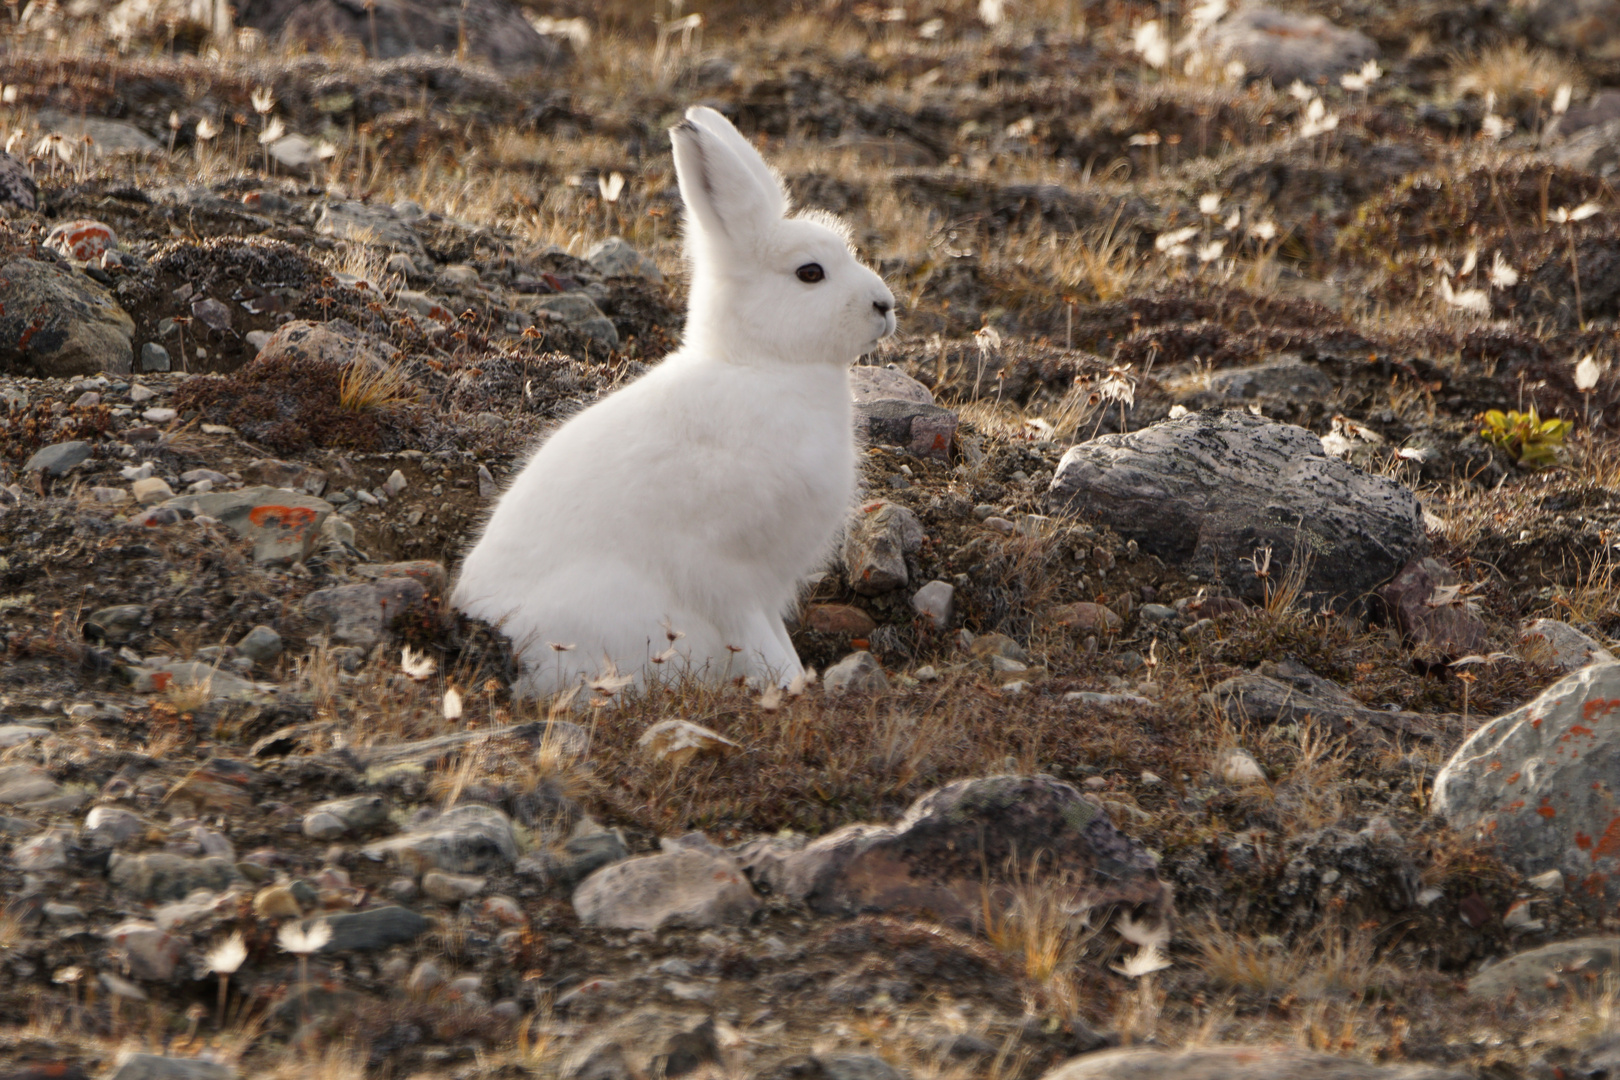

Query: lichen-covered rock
left=749, top=774, right=1169, bottom=927
left=1048, top=411, right=1426, bottom=611
left=1204, top=8, right=1378, bottom=86
left=843, top=500, right=924, bottom=596
left=573, top=849, right=760, bottom=930
left=0, top=258, right=134, bottom=376
left=1467, top=937, right=1620, bottom=1002
left=1433, top=662, right=1620, bottom=907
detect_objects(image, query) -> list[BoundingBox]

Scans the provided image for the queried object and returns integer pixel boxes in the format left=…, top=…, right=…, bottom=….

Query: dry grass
left=1451, top=43, right=1586, bottom=111
left=338, top=358, right=416, bottom=413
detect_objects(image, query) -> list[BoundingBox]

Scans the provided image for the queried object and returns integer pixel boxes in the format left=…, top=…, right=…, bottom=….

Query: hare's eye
left=795, top=263, right=825, bottom=283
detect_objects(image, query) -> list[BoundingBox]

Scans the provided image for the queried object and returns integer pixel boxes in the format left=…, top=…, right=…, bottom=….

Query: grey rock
left=0, top=764, right=64, bottom=804
left=23, top=440, right=92, bottom=476
left=236, top=625, right=283, bottom=664
left=314, top=200, right=425, bottom=255
left=238, top=0, right=568, bottom=70
left=1205, top=7, right=1378, bottom=86
left=843, top=501, right=924, bottom=596
left=126, top=661, right=265, bottom=701
left=140, top=342, right=171, bottom=372
left=301, top=578, right=428, bottom=648
left=0, top=150, right=37, bottom=210
left=585, top=236, right=662, bottom=281
left=35, top=109, right=161, bottom=155
left=1201, top=357, right=1334, bottom=402
left=107, top=1054, right=237, bottom=1080
left=108, top=852, right=239, bottom=902
left=761, top=1056, right=907, bottom=1080
left=574, top=849, right=760, bottom=929
left=304, top=794, right=387, bottom=840
left=1433, top=662, right=1620, bottom=907
left=1378, top=557, right=1490, bottom=659
left=1467, top=937, right=1620, bottom=1002
left=305, top=905, right=432, bottom=952
left=163, top=486, right=334, bottom=565
left=0, top=724, right=47, bottom=749
left=910, top=580, right=955, bottom=631
left=856, top=398, right=958, bottom=460
left=849, top=364, right=934, bottom=405
left=0, top=259, right=134, bottom=375
left=85, top=805, right=144, bottom=844
left=532, top=293, right=620, bottom=349
left=105, top=919, right=182, bottom=980
left=751, top=774, right=1168, bottom=927
left=517, top=829, right=629, bottom=888
left=562, top=1009, right=719, bottom=1080
left=1520, top=618, right=1615, bottom=671
left=1048, top=411, right=1426, bottom=611
left=1038, top=1046, right=1468, bottom=1079
left=823, top=650, right=890, bottom=695
left=423, top=869, right=486, bottom=902
left=363, top=803, right=518, bottom=874
left=1549, top=117, right=1620, bottom=179
left=14, top=829, right=69, bottom=871
left=85, top=603, right=147, bottom=644
left=1206, top=659, right=1440, bottom=744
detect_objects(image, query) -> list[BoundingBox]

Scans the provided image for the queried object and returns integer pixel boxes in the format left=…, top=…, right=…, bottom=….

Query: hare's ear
left=671, top=107, right=784, bottom=246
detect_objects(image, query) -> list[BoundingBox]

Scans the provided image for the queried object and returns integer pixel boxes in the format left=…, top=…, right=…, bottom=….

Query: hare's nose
left=873, top=300, right=892, bottom=317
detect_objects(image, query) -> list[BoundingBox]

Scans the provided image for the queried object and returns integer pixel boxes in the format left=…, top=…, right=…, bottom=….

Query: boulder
left=1467, top=937, right=1620, bottom=1002
left=1206, top=659, right=1442, bottom=744
left=1038, top=1046, right=1468, bottom=1079
left=307, top=905, right=432, bottom=952
left=0, top=258, right=134, bottom=376
left=162, top=485, right=334, bottom=565
left=1433, top=662, right=1620, bottom=907
left=108, top=853, right=239, bottom=902
left=235, top=0, right=568, bottom=70
left=363, top=803, right=518, bottom=874
left=302, top=578, right=429, bottom=648
left=1377, top=557, right=1490, bottom=659
left=313, top=200, right=426, bottom=255
left=1520, top=618, right=1615, bottom=671
left=1048, top=411, right=1426, bottom=611
left=586, top=236, right=662, bottom=281
left=23, top=440, right=92, bottom=476
left=1205, top=8, right=1378, bottom=86
left=34, top=110, right=162, bottom=155
left=573, top=849, right=760, bottom=930
left=0, top=150, right=37, bottom=210
left=843, top=501, right=924, bottom=596
left=849, top=364, right=934, bottom=405
left=855, top=398, right=958, bottom=460
left=749, top=774, right=1168, bottom=927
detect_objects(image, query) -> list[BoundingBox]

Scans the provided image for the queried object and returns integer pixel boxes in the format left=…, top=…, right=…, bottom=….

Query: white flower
left=1459, top=247, right=1478, bottom=278
left=1197, top=239, right=1225, bottom=262
left=1576, top=353, right=1602, bottom=392
left=442, top=687, right=463, bottom=720
left=974, top=324, right=1002, bottom=351
left=1223, top=210, right=1240, bottom=231
left=1168, top=404, right=1189, bottom=419
left=194, top=117, right=219, bottom=142
left=205, top=932, right=247, bottom=975
left=1132, top=21, right=1169, bottom=69
left=1127, top=131, right=1162, bottom=147
left=1488, top=252, right=1519, bottom=289
left=0, top=86, right=15, bottom=104
left=1287, top=80, right=1315, bottom=102
left=277, top=920, right=332, bottom=956
left=1551, top=202, right=1601, bottom=224
left=257, top=116, right=285, bottom=145
left=1223, top=60, right=1247, bottom=83
left=1188, top=0, right=1227, bottom=29
left=978, top=0, right=1005, bottom=26
left=316, top=140, right=338, bottom=161
left=250, top=86, right=275, bottom=115
left=1198, top=193, right=1220, bottom=215
left=1439, top=276, right=1490, bottom=315
left=598, top=171, right=624, bottom=203
left=1250, top=219, right=1278, bottom=241
left=1113, top=945, right=1173, bottom=978
left=1553, top=84, right=1573, bottom=116
left=1299, top=97, right=1340, bottom=138
left=1155, top=225, right=1199, bottom=254
left=401, top=646, right=436, bottom=681
left=1482, top=114, right=1512, bottom=140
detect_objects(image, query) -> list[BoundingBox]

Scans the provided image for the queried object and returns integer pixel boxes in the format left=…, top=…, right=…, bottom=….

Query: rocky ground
left=1, top=0, right=1619, bottom=1077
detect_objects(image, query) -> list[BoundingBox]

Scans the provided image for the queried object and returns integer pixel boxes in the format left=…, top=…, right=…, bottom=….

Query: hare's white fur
left=452, top=106, right=896, bottom=698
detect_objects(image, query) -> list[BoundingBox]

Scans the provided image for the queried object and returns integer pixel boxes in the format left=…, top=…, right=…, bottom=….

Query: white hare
left=452, top=106, right=897, bottom=698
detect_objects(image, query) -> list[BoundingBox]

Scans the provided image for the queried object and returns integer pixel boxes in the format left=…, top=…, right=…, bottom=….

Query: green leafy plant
left=1478, top=407, right=1572, bottom=467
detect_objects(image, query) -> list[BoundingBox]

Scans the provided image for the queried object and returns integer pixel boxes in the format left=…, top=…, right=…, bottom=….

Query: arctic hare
left=452, top=106, right=897, bottom=698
